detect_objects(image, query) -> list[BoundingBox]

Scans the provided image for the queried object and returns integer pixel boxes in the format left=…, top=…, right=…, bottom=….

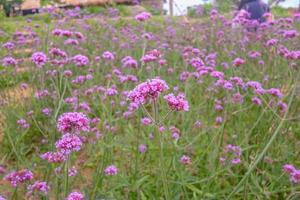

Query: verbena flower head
left=4, top=169, right=33, bottom=187
left=2, top=41, right=14, bottom=50
left=128, top=78, right=169, bottom=105
left=164, top=93, right=189, bottom=111
left=141, top=117, right=152, bottom=126
left=17, top=119, right=30, bottom=129
left=55, top=133, right=83, bottom=155
left=0, top=195, right=6, bottom=200
left=73, top=54, right=89, bottom=67
left=180, top=155, right=191, bottom=165
left=291, top=170, right=300, bottom=183
left=27, top=181, right=49, bottom=195
left=104, top=165, right=118, bottom=176
left=57, top=112, right=90, bottom=134
left=283, top=164, right=295, bottom=174
left=32, top=52, right=47, bottom=67
left=233, top=58, right=245, bottom=67
left=2, top=56, right=17, bottom=67
left=40, top=151, right=66, bottom=163
left=139, top=144, right=147, bottom=153
left=66, top=191, right=84, bottom=200
left=102, top=51, right=115, bottom=60
left=135, top=12, right=151, bottom=21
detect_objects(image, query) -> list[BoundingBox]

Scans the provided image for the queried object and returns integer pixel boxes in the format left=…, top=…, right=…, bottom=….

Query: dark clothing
left=240, top=0, right=270, bottom=22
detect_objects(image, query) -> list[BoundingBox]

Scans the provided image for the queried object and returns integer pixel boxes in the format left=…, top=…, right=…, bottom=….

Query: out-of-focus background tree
left=0, top=0, right=23, bottom=16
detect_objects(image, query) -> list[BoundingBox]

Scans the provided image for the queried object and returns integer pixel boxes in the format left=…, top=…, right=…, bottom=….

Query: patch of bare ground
left=0, top=85, right=34, bottom=140
left=1, top=85, right=34, bottom=105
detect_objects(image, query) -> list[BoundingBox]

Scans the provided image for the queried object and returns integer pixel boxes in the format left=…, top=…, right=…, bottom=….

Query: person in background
left=238, top=0, right=272, bottom=23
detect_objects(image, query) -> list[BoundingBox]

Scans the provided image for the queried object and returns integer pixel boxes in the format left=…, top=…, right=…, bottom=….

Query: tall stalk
left=153, top=100, right=170, bottom=199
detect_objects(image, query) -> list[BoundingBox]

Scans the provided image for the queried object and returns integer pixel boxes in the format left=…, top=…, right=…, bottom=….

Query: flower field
left=0, top=7, right=300, bottom=199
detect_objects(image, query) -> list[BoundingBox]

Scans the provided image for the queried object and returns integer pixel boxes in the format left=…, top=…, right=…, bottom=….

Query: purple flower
left=215, top=116, right=223, bottom=125
left=252, top=96, right=262, bottom=106
left=141, top=117, right=152, bottom=125
left=57, top=112, right=90, bottom=134
left=104, top=165, right=118, bottom=176
left=0, top=195, right=6, bottom=200
left=68, top=166, right=78, bottom=177
left=4, top=169, right=33, bottom=187
left=17, top=119, right=30, bottom=129
left=2, top=42, right=14, bottom=50
left=27, top=181, right=49, bottom=195
left=139, top=144, right=147, bottom=153
left=73, top=54, right=89, bottom=67
left=41, top=151, right=66, bottom=163
left=102, top=51, right=115, bottom=60
left=121, top=56, right=138, bottom=68
left=41, top=108, right=52, bottom=116
left=135, top=12, right=151, bottom=21
left=291, top=170, right=300, bottom=183
left=32, top=52, right=47, bottom=67
left=164, top=93, right=189, bottom=111
left=283, top=164, right=296, bottom=174
left=55, top=133, right=83, bottom=155
left=66, top=191, right=84, bottom=200
left=2, top=56, right=17, bottom=67
left=233, top=58, right=245, bottom=67
left=128, top=78, right=169, bottom=106
left=180, top=155, right=191, bottom=165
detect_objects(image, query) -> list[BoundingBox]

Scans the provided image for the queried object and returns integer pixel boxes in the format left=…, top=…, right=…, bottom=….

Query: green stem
left=226, top=70, right=300, bottom=199
left=64, top=157, right=70, bottom=197
left=153, top=100, right=170, bottom=199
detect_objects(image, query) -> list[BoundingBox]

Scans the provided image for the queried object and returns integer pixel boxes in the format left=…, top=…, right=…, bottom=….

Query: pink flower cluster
left=102, top=51, right=115, bottom=60
left=164, top=93, right=189, bottom=111
left=40, top=151, right=66, bottom=163
left=66, top=191, right=84, bottom=200
left=2, top=56, right=17, bottom=67
left=135, top=12, right=151, bottom=21
left=220, top=144, right=242, bottom=165
left=27, top=181, right=50, bottom=195
left=55, top=133, right=83, bottom=155
left=73, top=54, right=89, bottom=67
left=283, top=164, right=300, bottom=184
left=31, top=52, right=47, bottom=67
left=57, top=112, right=90, bottom=134
left=17, top=119, right=30, bottom=129
left=128, top=78, right=169, bottom=105
left=104, top=165, right=118, bottom=176
left=121, top=56, right=138, bottom=68
left=180, top=155, right=191, bottom=165
left=4, top=169, right=33, bottom=187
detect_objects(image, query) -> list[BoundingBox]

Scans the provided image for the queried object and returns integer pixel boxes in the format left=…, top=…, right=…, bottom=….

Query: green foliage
left=187, top=3, right=213, bottom=18
left=83, top=5, right=106, bottom=14
left=272, top=6, right=291, bottom=17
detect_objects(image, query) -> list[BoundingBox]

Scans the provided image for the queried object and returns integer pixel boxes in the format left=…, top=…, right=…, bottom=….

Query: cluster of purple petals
left=55, top=133, right=83, bottom=155
left=220, top=144, right=242, bottom=165
left=128, top=78, right=169, bottom=105
left=164, top=93, right=189, bottom=111
left=66, top=191, right=84, bottom=200
left=2, top=56, right=17, bottom=67
left=73, top=54, right=89, bottom=67
left=31, top=52, right=47, bottom=67
left=283, top=164, right=300, bottom=184
left=104, top=165, right=118, bottom=176
left=57, top=112, right=90, bottom=134
left=4, top=169, right=33, bottom=187
left=135, top=12, right=151, bottom=21
left=27, top=181, right=50, bottom=195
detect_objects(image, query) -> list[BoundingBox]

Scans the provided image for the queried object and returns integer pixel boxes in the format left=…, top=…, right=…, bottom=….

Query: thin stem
left=226, top=70, right=300, bottom=199
left=153, top=100, right=170, bottom=199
